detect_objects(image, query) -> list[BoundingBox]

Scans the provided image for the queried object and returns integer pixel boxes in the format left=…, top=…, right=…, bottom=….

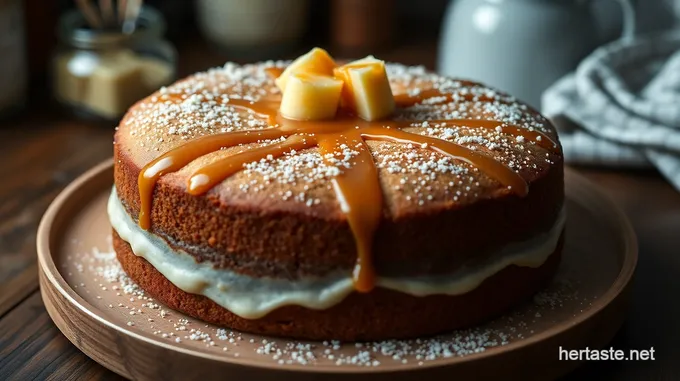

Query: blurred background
left=1, top=0, right=679, bottom=124
left=1, top=0, right=450, bottom=122
left=2, top=3, right=680, bottom=379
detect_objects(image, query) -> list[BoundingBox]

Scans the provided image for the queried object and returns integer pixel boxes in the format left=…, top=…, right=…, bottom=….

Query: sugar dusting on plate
left=63, top=239, right=586, bottom=368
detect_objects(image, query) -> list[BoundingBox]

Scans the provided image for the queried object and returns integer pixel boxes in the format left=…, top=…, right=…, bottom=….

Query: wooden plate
left=37, top=159, right=637, bottom=381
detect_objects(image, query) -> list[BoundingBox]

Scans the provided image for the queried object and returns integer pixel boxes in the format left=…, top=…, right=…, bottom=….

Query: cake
left=110, top=48, right=564, bottom=341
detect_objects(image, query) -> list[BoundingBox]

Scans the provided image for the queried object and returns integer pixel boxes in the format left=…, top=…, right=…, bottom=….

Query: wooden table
left=1, top=43, right=679, bottom=380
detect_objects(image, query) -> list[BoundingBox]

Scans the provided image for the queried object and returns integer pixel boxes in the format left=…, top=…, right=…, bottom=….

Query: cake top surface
left=116, top=60, right=562, bottom=218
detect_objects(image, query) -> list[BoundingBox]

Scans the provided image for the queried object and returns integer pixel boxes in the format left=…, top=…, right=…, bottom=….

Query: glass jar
left=52, top=6, right=176, bottom=121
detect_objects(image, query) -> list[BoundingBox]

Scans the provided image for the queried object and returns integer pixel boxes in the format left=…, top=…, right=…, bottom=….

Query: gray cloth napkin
left=542, top=31, right=680, bottom=191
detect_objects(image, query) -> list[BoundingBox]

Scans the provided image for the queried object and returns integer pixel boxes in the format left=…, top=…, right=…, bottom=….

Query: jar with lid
left=52, top=6, right=176, bottom=121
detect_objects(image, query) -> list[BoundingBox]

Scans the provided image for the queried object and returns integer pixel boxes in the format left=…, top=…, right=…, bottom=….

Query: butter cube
left=280, top=72, right=343, bottom=120
left=276, top=48, right=336, bottom=92
left=335, top=56, right=395, bottom=121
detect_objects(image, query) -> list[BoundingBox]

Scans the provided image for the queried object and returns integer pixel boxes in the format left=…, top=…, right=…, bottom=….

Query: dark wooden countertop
left=1, top=40, right=679, bottom=380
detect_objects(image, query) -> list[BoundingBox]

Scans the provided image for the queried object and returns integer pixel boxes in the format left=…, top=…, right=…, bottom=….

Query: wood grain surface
left=1, top=39, right=679, bottom=380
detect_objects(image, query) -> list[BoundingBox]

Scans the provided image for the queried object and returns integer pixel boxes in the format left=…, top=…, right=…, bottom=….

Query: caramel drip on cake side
left=137, top=83, right=557, bottom=292
left=137, top=127, right=289, bottom=229
left=317, top=130, right=383, bottom=292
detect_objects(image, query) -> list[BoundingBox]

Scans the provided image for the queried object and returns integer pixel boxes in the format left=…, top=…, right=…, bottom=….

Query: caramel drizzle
left=137, top=80, right=558, bottom=293
left=264, top=67, right=284, bottom=79
left=318, top=131, right=382, bottom=292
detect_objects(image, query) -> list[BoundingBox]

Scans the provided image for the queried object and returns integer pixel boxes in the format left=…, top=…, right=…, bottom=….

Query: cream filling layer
left=108, top=189, right=565, bottom=319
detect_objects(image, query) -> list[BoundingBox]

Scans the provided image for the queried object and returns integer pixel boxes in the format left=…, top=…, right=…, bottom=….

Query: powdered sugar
left=62, top=241, right=585, bottom=368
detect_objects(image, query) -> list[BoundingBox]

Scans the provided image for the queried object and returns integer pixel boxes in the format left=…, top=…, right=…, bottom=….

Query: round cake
left=110, top=50, right=564, bottom=341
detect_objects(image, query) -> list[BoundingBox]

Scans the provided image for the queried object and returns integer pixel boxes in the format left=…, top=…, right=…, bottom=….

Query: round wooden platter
left=37, top=159, right=637, bottom=381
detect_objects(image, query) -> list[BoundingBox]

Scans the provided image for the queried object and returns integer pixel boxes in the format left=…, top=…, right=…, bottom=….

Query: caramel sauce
left=138, top=128, right=288, bottom=229
left=188, top=134, right=318, bottom=195
left=137, top=80, right=558, bottom=292
left=420, top=119, right=558, bottom=153
left=226, top=98, right=280, bottom=125
left=264, top=67, right=284, bottom=79
left=394, top=88, right=453, bottom=108
left=360, top=126, right=528, bottom=194
left=318, top=130, right=382, bottom=292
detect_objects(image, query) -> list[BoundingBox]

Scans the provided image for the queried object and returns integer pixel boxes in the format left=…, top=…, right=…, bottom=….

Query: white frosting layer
left=108, top=189, right=565, bottom=319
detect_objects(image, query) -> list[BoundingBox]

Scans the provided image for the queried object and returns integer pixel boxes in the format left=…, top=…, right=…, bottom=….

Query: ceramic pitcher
left=438, top=0, right=636, bottom=108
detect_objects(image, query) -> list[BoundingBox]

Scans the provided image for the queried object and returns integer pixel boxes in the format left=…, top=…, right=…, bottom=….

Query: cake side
left=113, top=229, right=564, bottom=341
